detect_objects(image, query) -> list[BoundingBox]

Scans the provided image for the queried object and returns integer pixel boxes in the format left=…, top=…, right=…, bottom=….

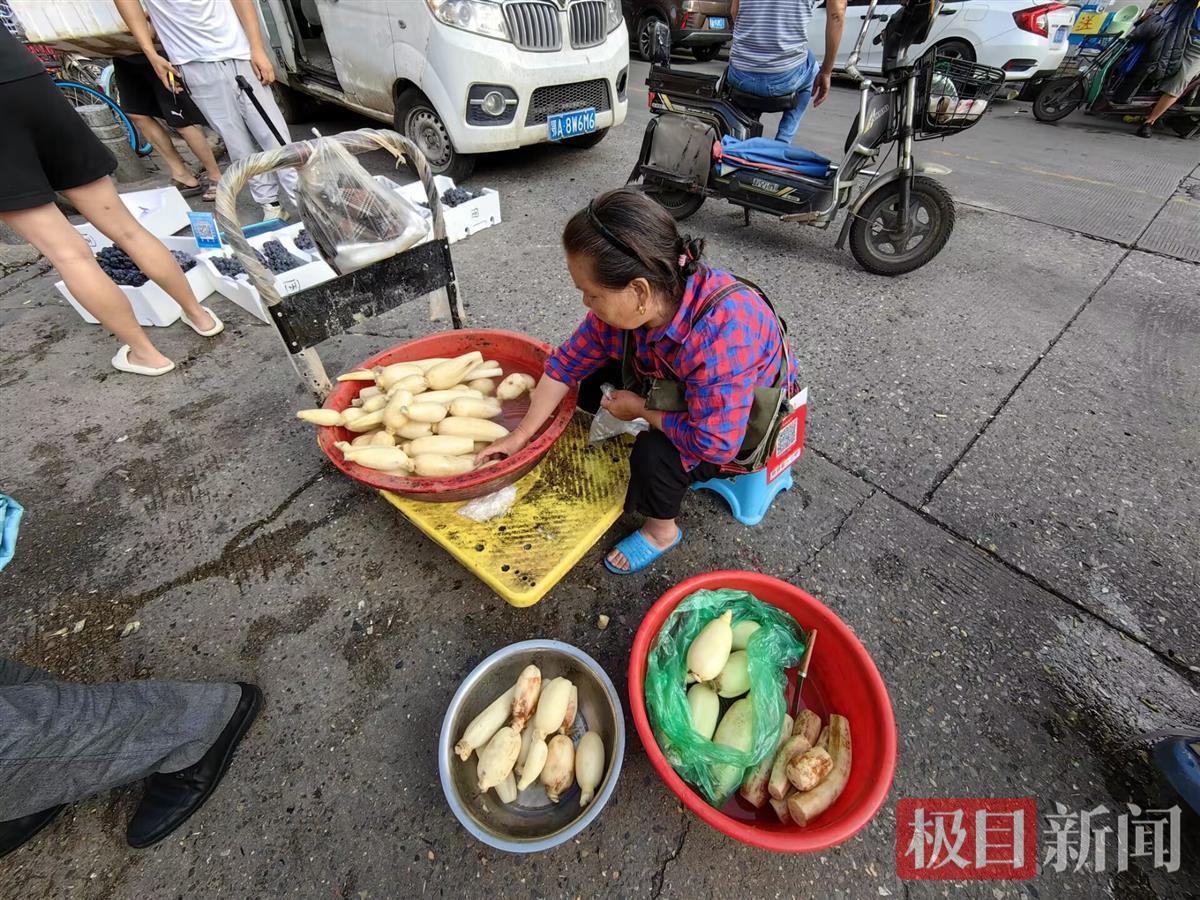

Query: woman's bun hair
left=562, top=187, right=704, bottom=301
left=676, top=235, right=705, bottom=278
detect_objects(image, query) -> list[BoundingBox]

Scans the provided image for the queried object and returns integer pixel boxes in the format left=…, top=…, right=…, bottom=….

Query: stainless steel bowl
left=438, top=640, right=625, bottom=853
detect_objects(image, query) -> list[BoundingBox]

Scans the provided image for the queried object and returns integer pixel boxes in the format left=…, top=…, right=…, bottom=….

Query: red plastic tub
left=315, top=329, right=576, bottom=503
left=628, top=571, right=897, bottom=853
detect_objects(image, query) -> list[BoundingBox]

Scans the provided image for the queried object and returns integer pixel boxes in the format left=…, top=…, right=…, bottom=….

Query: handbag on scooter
left=642, top=113, right=717, bottom=188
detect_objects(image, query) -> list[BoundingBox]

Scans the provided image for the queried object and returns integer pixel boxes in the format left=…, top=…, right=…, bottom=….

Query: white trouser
left=179, top=59, right=299, bottom=207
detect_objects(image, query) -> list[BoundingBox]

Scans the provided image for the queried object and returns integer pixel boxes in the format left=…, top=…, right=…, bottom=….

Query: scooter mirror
left=651, top=21, right=672, bottom=66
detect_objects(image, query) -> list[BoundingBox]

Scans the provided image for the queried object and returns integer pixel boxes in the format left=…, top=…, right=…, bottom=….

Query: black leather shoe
left=1, top=805, right=65, bottom=859
left=1136, top=122, right=1153, bottom=138
left=126, top=682, right=262, bottom=849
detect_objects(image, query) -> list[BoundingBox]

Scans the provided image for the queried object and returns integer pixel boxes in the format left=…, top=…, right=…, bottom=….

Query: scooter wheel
left=848, top=176, right=955, bottom=277
left=645, top=185, right=706, bottom=221
left=1032, top=78, right=1085, bottom=123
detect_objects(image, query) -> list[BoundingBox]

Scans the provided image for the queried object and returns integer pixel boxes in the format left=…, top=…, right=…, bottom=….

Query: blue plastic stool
left=691, top=466, right=793, bottom=526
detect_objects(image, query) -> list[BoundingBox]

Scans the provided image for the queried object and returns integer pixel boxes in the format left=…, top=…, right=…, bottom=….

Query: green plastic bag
left=645, top=588, right=806, bottom=807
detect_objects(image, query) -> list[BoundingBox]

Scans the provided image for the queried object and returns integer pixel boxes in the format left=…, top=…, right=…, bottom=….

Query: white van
left=259, top=0, right=631, bottom=179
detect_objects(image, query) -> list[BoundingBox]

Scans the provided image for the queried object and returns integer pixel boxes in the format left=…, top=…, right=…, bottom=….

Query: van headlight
left=425, top=0, right=510, bottom=42
left=605, top=0, right=623, bottom=32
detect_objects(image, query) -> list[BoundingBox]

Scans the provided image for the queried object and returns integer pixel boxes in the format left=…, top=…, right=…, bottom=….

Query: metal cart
left=214, top=128, right=464, bottom=401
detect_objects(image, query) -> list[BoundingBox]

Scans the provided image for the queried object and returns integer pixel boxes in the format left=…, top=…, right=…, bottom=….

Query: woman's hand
left=600, top=389, right=646, bottom=422
left=475, top=429, right=532, bottom=465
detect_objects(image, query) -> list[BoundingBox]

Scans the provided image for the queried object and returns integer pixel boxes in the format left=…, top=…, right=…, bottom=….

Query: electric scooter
left=1033, top=35, right=1200, bottom=137
left=628, top=0, right=1005, bottom=275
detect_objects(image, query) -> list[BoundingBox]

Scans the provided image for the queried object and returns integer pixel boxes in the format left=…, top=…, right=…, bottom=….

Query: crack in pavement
left=928, top=169, right=1199, bottom=511
left=797, top=487, right=878, bottom=573
left=918, top=246, right=1130, bottom=510
left=649, top=811, right=690, bottom=900
left=807, top=446, right=1200, bottom=685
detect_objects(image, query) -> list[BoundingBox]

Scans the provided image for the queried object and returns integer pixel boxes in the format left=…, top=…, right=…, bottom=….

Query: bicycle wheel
left=53, top=79, right=153, bottom=157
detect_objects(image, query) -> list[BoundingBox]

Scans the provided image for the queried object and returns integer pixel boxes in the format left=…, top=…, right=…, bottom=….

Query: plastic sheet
left=644, top=588, right=806, bottom=807
left=457, top=485, right=518, bottom=523
left=296, top=135, right=426, bottom=274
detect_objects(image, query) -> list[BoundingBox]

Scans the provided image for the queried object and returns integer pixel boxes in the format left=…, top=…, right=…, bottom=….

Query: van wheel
left=561, top=128, right=609, bottom=149
left=394, top=88, right=476, bottom=182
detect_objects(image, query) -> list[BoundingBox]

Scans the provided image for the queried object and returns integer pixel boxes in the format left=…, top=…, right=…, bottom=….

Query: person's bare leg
left=1145, top=92, right=1178, bottom=126
left=129, top=114, right=197, bottom=186
left=63, top=178, right=215, bottom=332
left=178, top=125, right=222, bottom=183
left=606, top=517, right=680, bottom=571
left=0, top=203, right=170, bottom=368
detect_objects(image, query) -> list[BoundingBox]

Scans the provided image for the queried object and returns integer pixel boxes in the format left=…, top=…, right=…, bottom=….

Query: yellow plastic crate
left=383, top=418, right=630, bottom=607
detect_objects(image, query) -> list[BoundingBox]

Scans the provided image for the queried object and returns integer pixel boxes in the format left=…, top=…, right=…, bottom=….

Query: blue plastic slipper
left=604, top=528, right=683, bottom=575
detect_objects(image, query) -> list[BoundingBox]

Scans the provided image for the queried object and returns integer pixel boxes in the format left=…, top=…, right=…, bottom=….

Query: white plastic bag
left=588, top=383, right=650, bottom=444
left=296, top=135, right=426, bottom=274
left=458, top=486, right=518, bottom=523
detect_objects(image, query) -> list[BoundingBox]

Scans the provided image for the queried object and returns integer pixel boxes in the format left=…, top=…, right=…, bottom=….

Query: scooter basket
left=913, top=47, right=1005, bottom=139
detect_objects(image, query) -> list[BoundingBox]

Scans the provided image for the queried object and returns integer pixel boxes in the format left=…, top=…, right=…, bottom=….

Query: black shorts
left=112, top=54, right=208, bottom=128
left=0, top=72, right=116, bottom=212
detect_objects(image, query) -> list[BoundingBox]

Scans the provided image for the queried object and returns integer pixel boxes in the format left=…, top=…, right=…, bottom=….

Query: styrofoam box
left=75, top=187, right=192, bottom=252
left=8, top=0, right=142, bottom=56
left=56, top=235, right=214, bottom=328
left=391, top=175, right=502, bottom=244
left=199, top=232, right=336, bottom=323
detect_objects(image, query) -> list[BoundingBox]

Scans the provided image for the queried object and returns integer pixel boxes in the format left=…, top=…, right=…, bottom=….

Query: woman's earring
left=637, top=304, right=647, bottom=315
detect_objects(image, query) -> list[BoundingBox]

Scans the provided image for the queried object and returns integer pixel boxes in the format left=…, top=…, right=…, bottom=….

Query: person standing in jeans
left=726, top=0, right=847, bottom=144
left=116, top=0, right=299, bottom=221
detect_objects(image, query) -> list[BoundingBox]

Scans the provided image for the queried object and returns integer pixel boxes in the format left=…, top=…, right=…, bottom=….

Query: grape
left=211, top=255, right=246, bottom=278
left=256, top=239, right=303, bottom=274
left=96, top=246, right=148, bottom=286
left=440, top=186, right=479, bottom=208
left=294, top=229, right=315, bottom=251
left=171, top=250, right=196, bottom=272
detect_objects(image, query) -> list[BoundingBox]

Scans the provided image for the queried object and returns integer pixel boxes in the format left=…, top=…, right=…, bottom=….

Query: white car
left=808, top=0, right=1079, bottom=84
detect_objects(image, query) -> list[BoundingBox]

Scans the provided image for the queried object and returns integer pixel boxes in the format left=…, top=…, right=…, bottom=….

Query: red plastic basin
left=628, top=571, right=897, bottom=853
left=315, top=329, right=576, bottom=503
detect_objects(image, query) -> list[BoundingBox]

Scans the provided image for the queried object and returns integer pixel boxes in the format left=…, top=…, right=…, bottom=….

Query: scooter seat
left=727, top=85, right=800, bottom=114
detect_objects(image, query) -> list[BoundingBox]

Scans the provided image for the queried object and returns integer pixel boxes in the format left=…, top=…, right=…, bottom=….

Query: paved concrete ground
left=1, top=60, right=1198, bottom=898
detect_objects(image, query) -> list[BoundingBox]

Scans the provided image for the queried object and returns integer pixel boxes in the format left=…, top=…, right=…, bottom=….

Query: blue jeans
left=726, top=54, right=818, bottom=144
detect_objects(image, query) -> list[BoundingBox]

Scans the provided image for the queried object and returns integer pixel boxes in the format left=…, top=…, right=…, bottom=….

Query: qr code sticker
left=775, top=419, right=798, bottom=455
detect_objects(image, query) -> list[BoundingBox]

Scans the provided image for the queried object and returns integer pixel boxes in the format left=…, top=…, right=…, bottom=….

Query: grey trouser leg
left=179, top=59, right=299, bottom=207
left=0, top=657, right=239, bottom=820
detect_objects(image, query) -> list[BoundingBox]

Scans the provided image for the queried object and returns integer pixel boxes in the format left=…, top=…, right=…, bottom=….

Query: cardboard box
left=200, top=233, right=337, bottom=323
left=75, top=187, right=192, bottom=252
left=56, top=235, right=214, bottom=328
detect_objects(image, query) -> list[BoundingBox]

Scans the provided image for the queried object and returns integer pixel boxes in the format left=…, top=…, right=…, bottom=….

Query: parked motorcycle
left=628, top=0, right=1005, bottom=275
left=1032, top=34, right=1200, bottom=137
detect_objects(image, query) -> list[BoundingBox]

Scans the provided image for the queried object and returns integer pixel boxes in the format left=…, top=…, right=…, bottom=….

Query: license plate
left=547, top=107, right=596, bottom=141
left=1053, top=24, right=1068, bottom=45
left=708, top=16, right=727, bottom=29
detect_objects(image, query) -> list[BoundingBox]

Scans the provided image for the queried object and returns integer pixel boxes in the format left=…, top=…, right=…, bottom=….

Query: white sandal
left=111, top=345, right=175, bottom=376
left=180, top=306, right=224, bottom=337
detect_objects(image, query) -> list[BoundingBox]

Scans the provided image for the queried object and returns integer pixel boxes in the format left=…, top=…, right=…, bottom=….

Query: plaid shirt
left=545, top=266, right=797, bottom=469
